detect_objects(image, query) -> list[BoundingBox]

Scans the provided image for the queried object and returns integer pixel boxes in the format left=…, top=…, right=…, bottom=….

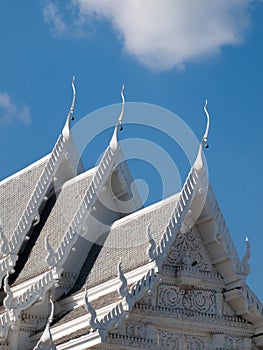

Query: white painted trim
left=111, top=192, right=180, bottom=229
left=60, top=167, right=97, bottom=190
left=0, top=154, right=50, bottom=185
left=58, top=261, right=156, bottom=312
left=11, top=271, right=50, bottom=296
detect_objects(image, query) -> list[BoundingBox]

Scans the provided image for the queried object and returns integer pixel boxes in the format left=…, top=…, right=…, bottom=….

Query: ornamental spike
left=0, top=219, right=9, bottom=256
left=194, top=99, right=211, bottom=172
left=146, top=223, right=156, bottom=261
left=62, top=76, right=76, bottom=141
left=110, top=84, right=125, bottom=151
left=242, top=236, right=251, bottom=276
left=33, top=295, right=56, bottom=350
left=203, top=99, right=210, bottom=148
left=84, top=285, right=98, bottom=329
left=117, top=258, right=128, bottom=297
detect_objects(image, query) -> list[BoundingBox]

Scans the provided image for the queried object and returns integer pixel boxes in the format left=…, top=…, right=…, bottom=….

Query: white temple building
left=0, top=81, right=262, bottom=350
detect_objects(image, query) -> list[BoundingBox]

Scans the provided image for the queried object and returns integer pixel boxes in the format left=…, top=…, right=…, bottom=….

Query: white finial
left=242, top=236, right=251, bottom=276
left=203, top=99, right=210, bottom=148
left=109, top=84, right=125, bottom=151
left=45, top=235, right=55, bottom=267
left=0, top=220, right=9, bottom=256
left=146, top=223, right=156, bottom=261
left=62, top=76, right=76, bottom=141
left=3, top=273, right=13, bottom=309
left=84, top=285, right=99, bottom=330
left=33, top=296, right=56, bottom=350
left=117, top=258, right=128, bottom=297
left=194, top=99, right=211, bottom=172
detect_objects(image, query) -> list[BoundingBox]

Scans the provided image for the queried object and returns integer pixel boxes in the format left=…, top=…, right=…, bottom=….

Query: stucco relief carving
left=126, top=323, right=145, bottom=338
left=159, top=330, right=208, bottom=350
left=158, top=285, right=216, bottom=315
left=165, top=229, right=215, bottom=274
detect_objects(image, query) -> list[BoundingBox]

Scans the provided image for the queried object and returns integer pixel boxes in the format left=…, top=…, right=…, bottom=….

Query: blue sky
left=0, top=1, right=262, bottom=299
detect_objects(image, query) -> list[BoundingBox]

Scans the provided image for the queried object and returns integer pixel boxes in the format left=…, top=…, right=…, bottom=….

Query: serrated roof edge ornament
left=62, top=76, right=76, bottom=142
left=110, top=84, right=125, bottom=152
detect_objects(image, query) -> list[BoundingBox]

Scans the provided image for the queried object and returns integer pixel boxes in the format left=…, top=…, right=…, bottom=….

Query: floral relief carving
left=158, top=285, right=183, bottom=309
left=159, top=330, right=180, bottom=350
left=225, top=337, right=243, bottom=349
left=185, top=335, right=207, bottom=350
left=183, top=290, right=215, bottom=314
left=126, top=323, right=145, bottom=338
left=165, top=229, right=215, bottom=273
left=159, top=330, right=208, bottom=350
left=158, top=285, right=216, bottom=315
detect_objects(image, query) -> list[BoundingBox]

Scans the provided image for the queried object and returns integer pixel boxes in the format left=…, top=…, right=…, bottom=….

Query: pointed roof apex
left=62, top=76, right=76, bottom=142
left=109, top=84, right=125, bottom=151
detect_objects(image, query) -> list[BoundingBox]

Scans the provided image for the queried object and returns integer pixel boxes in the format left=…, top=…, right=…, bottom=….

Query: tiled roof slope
left=0, top=156, right=48, bottom=241
left=74, top=193, right=180, bottom=292
left=14, top=169, right=96, bottom=284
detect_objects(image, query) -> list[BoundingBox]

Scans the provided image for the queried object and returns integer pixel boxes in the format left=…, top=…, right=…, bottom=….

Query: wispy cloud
left=41, top=0, right=88, bottom=37
left=74, top=0, right=253, bottom=70
left=42, top=0, right=253, bottom=70
left=0, top=92, right=31, bottom=126
left=41, top=0, right=67, bottom=35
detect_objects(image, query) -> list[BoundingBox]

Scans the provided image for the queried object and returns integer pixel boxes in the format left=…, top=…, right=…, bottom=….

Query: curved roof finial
left=109, top=84, right=125, bottom=151
left=33, top=295, right=56, bottom=349
left=194, top=99, right=210, bottom=172
left=242, top=236, right=251, bottom=276
left=62, top=76, right=76, bottom=141
left=202, top=99, right=210, bottom=149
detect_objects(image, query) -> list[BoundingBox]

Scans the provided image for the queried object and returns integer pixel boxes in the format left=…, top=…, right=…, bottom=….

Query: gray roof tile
left=14, top=170, right=95, bottom=284
left=0, top=156, right=48, bottom=241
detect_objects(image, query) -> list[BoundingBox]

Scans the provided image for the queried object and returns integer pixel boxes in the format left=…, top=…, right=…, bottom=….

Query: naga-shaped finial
left=45, top=235, right=55, bottom=267
left=117, top=258, right=128, bottom=298
left=3, top=272, right=13, bottom=309
left=0, top=219, right=9, bottom=256
left=203, top=99, right=210, bottom=149
left=242, top=236, right=251, bottom=276
left=62, top=76, right=76, bottom=141
left=146, top=223, right=156, bottom=261
left=194, top=99, right=211, bottom=172
left=33, top=295, right=56, bottom=350
left=84, top=285, right=99, bottom=330
left=109, top=84, right=125, bottom=151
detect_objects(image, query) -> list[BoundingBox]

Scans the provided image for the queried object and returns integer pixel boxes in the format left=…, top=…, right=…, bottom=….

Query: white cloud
left=0, top=92, right=31, bottom=126
left=41, top=0, right=88, bottom=37
left=41, top=0, right=67, bottom=35
left=72, top=0, right=252, bottom=70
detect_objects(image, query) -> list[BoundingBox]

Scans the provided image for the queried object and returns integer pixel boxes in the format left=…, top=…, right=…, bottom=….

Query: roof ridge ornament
left=0, top=219, right=9, bottom=256
left=62, top=76, right=76, bottom=142
left=203, top=99, right=210, bottom=149
left=33, top=295, right=56, bottom=350
left=109, top=84, right=125, bottom=151
left=3, top=272, right=13, bottom=309
left=84, top=285, right=101, bottom=330
left=242, top=236, right=251, bottom=276
left=44, top=234, right=55, bottom=267
left=194, top=99, right=210, bottom=172
left=117, top=258, right=128, bottom=298
left=146, top=223, right=157, bottom=261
